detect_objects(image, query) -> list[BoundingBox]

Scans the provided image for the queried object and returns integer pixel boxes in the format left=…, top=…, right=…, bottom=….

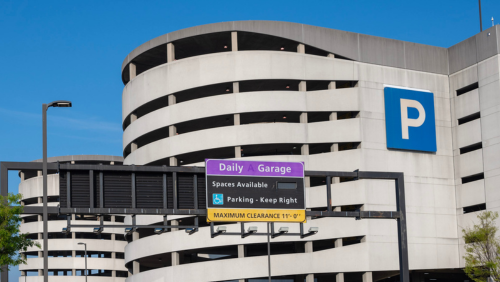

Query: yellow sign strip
left=207, top=208, right=306, bottom=223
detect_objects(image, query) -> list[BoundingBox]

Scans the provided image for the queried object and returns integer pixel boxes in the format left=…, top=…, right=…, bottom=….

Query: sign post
left=205, top=159, right=306, bottom=223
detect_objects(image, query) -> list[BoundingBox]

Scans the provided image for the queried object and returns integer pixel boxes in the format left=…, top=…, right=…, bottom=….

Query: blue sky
left=1, top=0, right=499, bottom=280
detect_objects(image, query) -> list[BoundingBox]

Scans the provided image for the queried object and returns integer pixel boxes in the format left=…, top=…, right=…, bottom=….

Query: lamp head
left=278, top=227, right=289, bottom=233
left=48, top=100, right=72, bottom=108
left=154, top=228, right=165, bottom=234
left=308, top=227, right=319, bottom=234
left=247, top=226, right=258, bottom=233
left=216, top=226, right=227, bottom=233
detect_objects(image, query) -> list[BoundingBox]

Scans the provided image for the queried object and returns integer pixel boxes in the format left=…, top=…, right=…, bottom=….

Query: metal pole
left=395, top=175, right=410, bottom=282
left=479, top=0, right=483, bottom=31
left=42, top=104, right=48, bottom=282
left=267, top=222, right=271, bottom=282
left=84, top=244, right=87, bottom=282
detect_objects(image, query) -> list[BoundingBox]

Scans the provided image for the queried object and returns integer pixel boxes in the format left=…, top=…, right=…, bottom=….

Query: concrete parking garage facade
left=118, top=21, right=500, bottom=282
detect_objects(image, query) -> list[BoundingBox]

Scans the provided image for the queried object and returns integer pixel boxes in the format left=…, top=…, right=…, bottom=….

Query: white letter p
left=400, top=99, right=426, bottom=139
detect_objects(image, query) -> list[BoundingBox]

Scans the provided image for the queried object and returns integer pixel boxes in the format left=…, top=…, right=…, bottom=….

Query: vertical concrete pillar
left=235, top=146, right=242, bottom=158
left=129, top=63, right=136, bottom=80
left=111, top=251, right=116, bottom=277
left=132, top=232, right=140, bottom=274
left=237, top=245, right=245, bottom=258
left=297, top=43, right=305, bottom=54
left=334, top=237, right=344, bottom=281
left=328, top=81, right=337, bottom=89
left=131, top=143, right=138, bottom=152
left=130, top=113, right=137, bottom=124
left=37, top=171, right=42, bottom=177
left=234, top=114, right=240, bottom=125
left=168, top=94, right=177, bottom=159
left=328, top=53, right=336, bottom=58
left=305, top=241, right=314, bottom=282
left=362, top=272, right=373, bottom=282
left=167, top=43, right=175, bottom=62
left=299, top=81, right=306, bottom=92
left=72, top=269, right=76, bottom=276
left=231, top=32, right=238, bottom=52
left=20, top=172, right=25, bottom=182
left=330, top=111, right=340, bottom=185
left=233, top=82, right=239, bottom=93
left=70, top=161, right=75, bottom=164
left=171, top=220, right=179, bottom=266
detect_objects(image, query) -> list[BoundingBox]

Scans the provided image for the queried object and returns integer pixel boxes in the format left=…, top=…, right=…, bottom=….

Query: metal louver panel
left=178, top=174, right=194, bottom=209
left=103, top=172, right=131, bottom=208
left=136, top=173, right=163, bottom=208
left=60, top=173, right=67, bottom=208
left=71, top=171, right=90, bottom=208
left=94, top=173, right=100, bottom=208
left=197, top=174, right=206, bottom=209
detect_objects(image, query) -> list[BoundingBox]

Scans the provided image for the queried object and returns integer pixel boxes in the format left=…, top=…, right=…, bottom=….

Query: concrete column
left=171, top=220, right=180, bottom=266
left=362, top=272, right=373, bottom=282
left=112, top=270, right=116, bottom=277
left=20, top=172, right=25, bottom=182
left=70, top=161, right=75, bottom=164
left=299, top=81, right=307, bottom=92
left=169, top=94, right=177, bottom=144
left=110, top=161, right=114, bottom=165
left=328, top=53, right=336, bottom=58
left=170, top=157, right=178, bottom=166
left=168, top=94, right=176, bottom=106
left=233, top=82, right=239, bottom=93
left=328, top=81, right=336, bottom=89
left=38, top=269, right=42, bottom=276
left=234, top=114, right=240, bottom=125
left=171, top=219, right=179, bottom=231
left=131, top=143, right=138, bottom=152
left=231, top=32, right=238, bottom=51
left=37, top=171, right=42, bottom=177
left=72, top=269, right=76, bottom=276
left=336, top=273, right=345, bottom=282
left=330, top=111, right=340, bottom=185
left=72, top=250, right=76, bottom=257
left=237, top=245, right=245, bottom=258
left=297, top=43, right=305, bottom=54
left=167, top=43, right=175, bottom=62
left=130, top=113, right=137, bottom=124
left=305, top=241, right=314, bottom=282
left=129, top=62, right=136, bottom=80
left=172, top=251, right=180, bottom=266
left=235, top=146, right=242, bottom=158
left=132, top=232, right=140, bottom=274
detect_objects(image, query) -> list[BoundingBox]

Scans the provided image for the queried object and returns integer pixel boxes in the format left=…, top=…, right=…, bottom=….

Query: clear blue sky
left=1, top=0, right=499, bottom=280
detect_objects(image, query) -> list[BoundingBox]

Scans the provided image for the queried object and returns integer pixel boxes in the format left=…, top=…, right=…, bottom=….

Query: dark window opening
left=342, top=236, right=364, bottom=246
left=75, top=251, right=112, bottom=258
left=306, top=80, right=331, bottom=91
left=24, top=251, right=39, bottom=258
left=336, top=81, right=358, bottom=89
left=26, top=233, right=38, bottom=240
left=308, top=112, right=332, bottom=123
left=337, top=111, right=359, bottom=120
left=48, top=214, right=68, bottom=221
left=150, top=146, right=236, bottom=166
left=238, top=31, right=299, bottom=53
left=456, top=82, right=479, bottom=96
left=304, top=45, right=330, bottom=57
left=339, top=142, right=360, bottom=151
left=460, top=142, right=482, bottom=155
left=122, top=44, right=168, bottom=84
left=246, top=242, right=305, bottom=257
left=47, top=251, right=73, bottom=258
left=23, top=215, right=39, bottom=223
left=115, top=252, right=125, bottom=259
left=462, top=173, right=484, bottom=184
left=74, top=232, right=112, bottom=240
left=115, top=234, right=126, bottom=241
left=240, top=144, right=302, bottom=158
left=114, top=216, right=125, bottom=223
left=46, top=196, right=59, bottom=203
left=176, top=114, right=234, bottom=135
left=116, top=271, right=128, bottom=277
left=174, top=32, right=232, bottom=61
left=463, top=203, right=486, bottom=214
left=309, top=143, right=334, bottom=155
left=458, top=112, right=480, bottom=125
left=75, top=214, right=99, bottom=221
left=240, top=79, right=300, bottom=92
left=338, top=204, right=363, bottom=212
left=240, top=111, right=301, bottom=125
left=22, top=197, right=39, bottom=205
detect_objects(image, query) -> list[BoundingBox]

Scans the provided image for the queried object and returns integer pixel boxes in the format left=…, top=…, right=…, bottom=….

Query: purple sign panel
left=205, top=159, right=304, bottom=178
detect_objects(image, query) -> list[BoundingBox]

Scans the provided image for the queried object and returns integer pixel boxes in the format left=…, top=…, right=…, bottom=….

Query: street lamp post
left=42, top=100, right=72, bottom=282
left=77, top=242, right=87, bottom=282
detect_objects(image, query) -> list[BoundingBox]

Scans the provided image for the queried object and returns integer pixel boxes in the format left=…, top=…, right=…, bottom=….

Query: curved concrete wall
left=122, top=51, right=357, bottom=120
